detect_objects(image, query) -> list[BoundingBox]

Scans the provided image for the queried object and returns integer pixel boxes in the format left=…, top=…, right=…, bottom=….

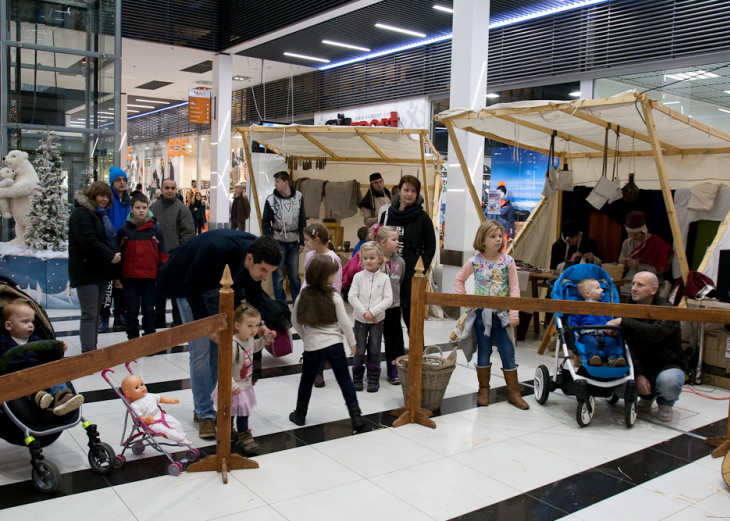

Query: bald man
left=605, top=272, right=685, bottom=422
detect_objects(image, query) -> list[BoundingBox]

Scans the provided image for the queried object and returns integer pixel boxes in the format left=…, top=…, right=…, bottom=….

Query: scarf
left=629, top=233, right=673, bottom=273
left=96, top=207, right=117, bottom=250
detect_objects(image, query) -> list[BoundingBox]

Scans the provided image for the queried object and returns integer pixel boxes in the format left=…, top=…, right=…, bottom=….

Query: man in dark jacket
left=156, top=230, right=281, bottom=439
left=550, top=220, right=603, bottom=271
left=605, top=271, right=685, bottom=422
left=262, top=171, right=306, bottom=304
left=230, top=183, right=251, bottom=231
left=150, top=178, right=195, bottom=326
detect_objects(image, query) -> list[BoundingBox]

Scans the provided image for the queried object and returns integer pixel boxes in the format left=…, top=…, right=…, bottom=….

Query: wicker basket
left=395, top=345, right=457, bottom=411
left=601, top=263, right=625, bottom=281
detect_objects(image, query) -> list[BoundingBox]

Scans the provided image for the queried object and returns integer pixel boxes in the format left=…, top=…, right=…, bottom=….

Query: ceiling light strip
left=374, top=23, right=426, bottom=38
left=433, top=5, right=454, bottom=14
left=134, top=99, right=171, bottom=104
left=127, top=101, right=189, bottom=120
left=323, top=40, right=371, bottom=52
left=283, top=52, right=330, bottom=63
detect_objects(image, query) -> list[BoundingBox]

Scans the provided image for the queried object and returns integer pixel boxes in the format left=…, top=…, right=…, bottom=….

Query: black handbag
left=260, top=293, right=292, bottom=332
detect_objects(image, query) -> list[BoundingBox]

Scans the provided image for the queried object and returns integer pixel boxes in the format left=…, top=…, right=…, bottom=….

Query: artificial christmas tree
left=24, top=131, right=70, bottom=251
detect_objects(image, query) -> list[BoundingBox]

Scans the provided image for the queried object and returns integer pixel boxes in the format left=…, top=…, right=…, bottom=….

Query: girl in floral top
left=454, top=220, right=528, bottom=410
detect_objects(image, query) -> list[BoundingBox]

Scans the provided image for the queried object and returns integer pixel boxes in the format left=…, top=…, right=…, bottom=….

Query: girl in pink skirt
left=212, top=302, right=272, bottom=455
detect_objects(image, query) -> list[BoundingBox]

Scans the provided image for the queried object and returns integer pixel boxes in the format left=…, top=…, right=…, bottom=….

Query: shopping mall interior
left=2, top=1, right=730, bottom=520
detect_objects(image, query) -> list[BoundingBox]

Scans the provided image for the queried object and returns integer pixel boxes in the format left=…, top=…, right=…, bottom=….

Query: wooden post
left=640, top=99, right=690, bottom=282
left=697, top=205, right=730, bottom=273
left=391, top=258, right=436, bottom=429
left=239, top=129, right=263, bottom=232
left=187, top=265, right=259, bottom=481
left=419, top=133, right=430, bottom=216
left=445, top=120, right=486, bottom=224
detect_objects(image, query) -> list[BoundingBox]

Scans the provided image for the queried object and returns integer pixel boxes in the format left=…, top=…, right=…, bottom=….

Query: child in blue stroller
left=533, top=264, right=638, bottom=427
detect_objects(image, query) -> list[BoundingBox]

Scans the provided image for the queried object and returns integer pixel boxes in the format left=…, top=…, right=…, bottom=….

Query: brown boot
left=476, top=366, right=491, bottom=406
left=502, top=368, right=529, bottom=410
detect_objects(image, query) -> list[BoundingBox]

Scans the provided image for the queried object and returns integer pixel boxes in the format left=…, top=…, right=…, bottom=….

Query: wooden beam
left=649, top=99, right=730, bottom=144
left=252, top=137, right=286, bottom=157
left=431, top=169, right=443, bottom=229
left=0, top=314, right=228, bottom=404
left=445, top=121, right=486, bottom=224
left=422, top=133, right=443, bottom=165
left=506, top=196, right=547, bottom=256
left=238, top=129, right=263, bottom=231
left=496, top=114, right=612, bottom=155
left=463, top=127, right=554, bottom=156
left=423, top=293, right=730, bottom=323
left=296, top=128, right=341, bottom=160
left=250, top=125, right=427, bottom=135
left=419, top=133, right=430, bottom=215
left=641, top=99, right=690, bottom=282
left=697, top=205, right=730, bottom=273
left=356, top=129, right=391, bottom=161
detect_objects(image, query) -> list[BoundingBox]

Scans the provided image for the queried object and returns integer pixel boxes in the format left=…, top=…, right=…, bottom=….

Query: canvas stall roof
left=240, top=125, right=438, bottom=164
left=435, top=91, right=730, bottom=189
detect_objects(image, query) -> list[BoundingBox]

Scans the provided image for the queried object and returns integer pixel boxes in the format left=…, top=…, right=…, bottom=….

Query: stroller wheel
left=168, top=462, right=183, bottom=476
left=606, top=394, right=619, bottom=405
left=576, top=396, right=595, bottom=427
left=115, top=455, right=126, bottom=468
left=186, top=448, right=199, bottom=462
left=132, top=443, right=145, bottom=455
left=534, top=365, right=550, bottom=405
left=625, top=398, right=638, bottom=428
left=31, top=460, right=60, bottom=493
left=88, top=442, right=117, bottom=475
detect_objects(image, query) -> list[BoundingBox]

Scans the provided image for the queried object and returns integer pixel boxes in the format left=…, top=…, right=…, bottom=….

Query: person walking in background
left=262, top=171, right=306, bottom=304
left=189, top=192, right=207, bottom=235
left=231, top=183, right=251, bottom=231
left=104, top=166, right=131, bottom=333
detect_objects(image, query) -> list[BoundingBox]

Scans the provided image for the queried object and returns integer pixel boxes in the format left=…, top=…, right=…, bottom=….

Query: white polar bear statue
left=0, top=150, right=40, bottom=245
left=0, top=167, right=16, bottom=219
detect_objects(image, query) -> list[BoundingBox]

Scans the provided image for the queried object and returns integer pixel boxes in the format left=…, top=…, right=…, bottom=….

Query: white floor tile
left=230, top=445, right=361, bottom=504
left=453, top=401, right=569, bottom=438
left=1, top=487, right=136, bottom=521
left=213, top=505, right=288, bottom=521
left=574, top=486, right=689, bottom=521
left=638, top=458, right=725, bottom=503
left=271, top=480, right=436, bottom=521
left=370, top=457, right=521, bottom=521
left=313, top=427, right=443, bottom=479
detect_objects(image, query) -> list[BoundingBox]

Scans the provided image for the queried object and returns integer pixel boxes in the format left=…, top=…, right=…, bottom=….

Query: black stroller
left=0, top=277, right=116, bottom=492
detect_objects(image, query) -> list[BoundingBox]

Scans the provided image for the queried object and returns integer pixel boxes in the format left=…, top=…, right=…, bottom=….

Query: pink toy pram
left=101, top=361, right=199, bottom=476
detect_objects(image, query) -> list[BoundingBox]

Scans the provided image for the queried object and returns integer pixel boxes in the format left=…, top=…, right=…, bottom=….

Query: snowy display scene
left=0, top=255, right=78, bottom=308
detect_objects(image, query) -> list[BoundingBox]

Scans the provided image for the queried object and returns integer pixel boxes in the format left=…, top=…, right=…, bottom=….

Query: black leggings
left=383, top=307, right=405, bottom=360
left=298, top=343, right=357, bottom=405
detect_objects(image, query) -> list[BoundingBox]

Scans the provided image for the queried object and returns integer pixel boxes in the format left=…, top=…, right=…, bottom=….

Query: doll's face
left=122, top=375, right=147, bottom=401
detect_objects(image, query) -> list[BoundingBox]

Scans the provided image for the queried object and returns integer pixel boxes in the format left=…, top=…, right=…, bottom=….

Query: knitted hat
left=561, top=220, right=581, bottom=238
left=370, top=172, right=383, bottom=183
left=625, top=211, right=647, bottom=233
left=109, top=166, right=127, bottom=186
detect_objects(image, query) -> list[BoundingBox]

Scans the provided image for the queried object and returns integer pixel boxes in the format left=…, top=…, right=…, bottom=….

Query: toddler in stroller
left=533, top=264, right=638, bottom=428
left=0, top=278, right=116, bottom=493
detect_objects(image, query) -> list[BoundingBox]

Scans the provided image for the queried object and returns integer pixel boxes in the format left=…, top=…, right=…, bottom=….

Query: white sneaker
left=637, top=398, right=653, bottom=412
left=657, top=404, right=674, bottom=422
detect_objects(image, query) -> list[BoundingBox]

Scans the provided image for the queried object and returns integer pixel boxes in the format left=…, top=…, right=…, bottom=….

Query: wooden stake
left=445, top=121, right=486, bottom=224
left=419, top=134, right=430, bottom=216
left=640, top=99, right=690, bottom=282
left=506, top=196, right=546, bottom=256
left=356, top=129, right=391, bottom=162
left=188, top=265, right=259, bottom=479
left=391, top=258, right=436, bottom=429
left=296, top=129, right=341, bottom=160
left=697, top=205, right=730, bottom=273
left=239, top=129, right=263, bottom=232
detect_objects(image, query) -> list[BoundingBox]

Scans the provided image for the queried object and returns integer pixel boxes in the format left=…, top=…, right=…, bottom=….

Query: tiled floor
left=2, top=307, right=729, bottom=521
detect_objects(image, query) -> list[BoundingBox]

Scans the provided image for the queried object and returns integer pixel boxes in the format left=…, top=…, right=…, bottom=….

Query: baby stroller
left=0, top=276, right=116, bottom=493
left=533, top=265, right=638, bottom=428
left=102, top=361, right=199, bottom=476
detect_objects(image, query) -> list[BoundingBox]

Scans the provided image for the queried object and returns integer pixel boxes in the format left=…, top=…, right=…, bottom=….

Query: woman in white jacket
left=348, top=242, right=393, bottom=393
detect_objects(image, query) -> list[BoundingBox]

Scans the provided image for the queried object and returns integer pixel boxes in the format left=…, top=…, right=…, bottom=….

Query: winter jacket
left=348, top=269, right=393, bottom=323
left=108, top=189, right=130, bottom=232
left=262, top=189, right=306, bottom=245
left=342, top=251, right=363, bottom=288
left=149, top=196, right=195, bottom=253
left=231, top=194, right=251, bottom=226
left=550, top=234, right=603, bottom=271
left=379, top=194, right=436, bottom=306
left=0, top=334, right=54, bottom=376
left=156, top=229, right=265, bottom=321
left=189, top=201, right=207, bottom=224
left=68, top=192, right=118, bottom=288
left=382, top=252, right=405, bottom=308
left=621, top=295, right=685, bottom=378
left=116, top=214, right=169, bottom=280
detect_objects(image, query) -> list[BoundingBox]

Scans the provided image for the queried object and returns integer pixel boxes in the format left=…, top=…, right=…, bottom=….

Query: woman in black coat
left=380, top=175, right=437, bottom=330
left=68, top=181, right=121, bottom=352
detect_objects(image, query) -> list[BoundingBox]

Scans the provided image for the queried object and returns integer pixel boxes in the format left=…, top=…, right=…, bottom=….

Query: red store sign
left=348, top=111, right=401, bottom=128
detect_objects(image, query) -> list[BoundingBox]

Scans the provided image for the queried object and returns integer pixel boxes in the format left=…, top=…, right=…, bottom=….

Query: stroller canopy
left=552, top=264, right=620, bottom=316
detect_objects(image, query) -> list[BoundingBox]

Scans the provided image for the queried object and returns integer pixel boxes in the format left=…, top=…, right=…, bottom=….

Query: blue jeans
left=474, top=311, right=516, bottom=369
left=177, top=288, right=220, bottom=421
left=123, top=278, right=157, bottom=339
left=644, top=368, right=685, bottom=406
left=272, top=241, right=301, bottom=304
left=581, top=334, right=620, bottom=361
left=354, top=321, right=384, bottom=366
left=298, top=343, right=357, bottom=405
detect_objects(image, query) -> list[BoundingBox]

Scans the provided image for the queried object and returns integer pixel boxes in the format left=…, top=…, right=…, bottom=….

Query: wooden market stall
left=234, top=125, right=443, bottom=234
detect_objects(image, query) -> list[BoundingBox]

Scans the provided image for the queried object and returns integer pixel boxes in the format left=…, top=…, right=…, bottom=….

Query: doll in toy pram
left=0, top=277, right=116, bottom=493
left=533, top=264, right=639, bottom=428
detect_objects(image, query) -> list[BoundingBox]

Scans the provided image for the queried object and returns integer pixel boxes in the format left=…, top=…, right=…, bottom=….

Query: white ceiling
left=121, top=38, right=316, bottom=101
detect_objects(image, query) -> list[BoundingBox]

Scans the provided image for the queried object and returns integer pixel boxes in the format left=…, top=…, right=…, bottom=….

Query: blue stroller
left=533, top=264, right=638, bottom=428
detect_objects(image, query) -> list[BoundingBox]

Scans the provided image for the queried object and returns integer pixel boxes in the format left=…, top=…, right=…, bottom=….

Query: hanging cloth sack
left=541, top=131, right=559, bottom=198
left=555, top=140, right=574, bottom=191
left=587, top=127, right=619, bottom=209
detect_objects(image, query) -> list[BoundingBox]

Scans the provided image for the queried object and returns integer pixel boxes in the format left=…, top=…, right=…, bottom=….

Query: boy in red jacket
left=116, top=194, right=169, bottom=340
